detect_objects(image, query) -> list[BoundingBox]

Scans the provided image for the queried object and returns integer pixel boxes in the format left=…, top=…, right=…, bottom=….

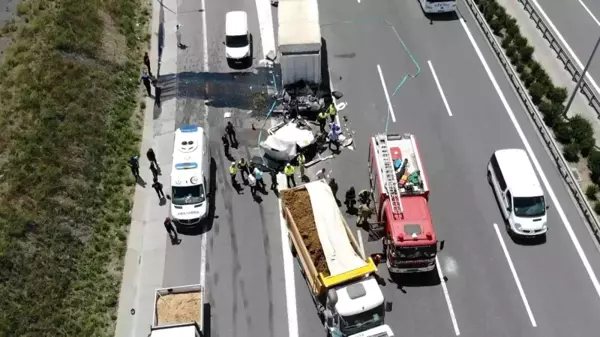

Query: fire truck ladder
left=376, top=134, right=403, bottom=216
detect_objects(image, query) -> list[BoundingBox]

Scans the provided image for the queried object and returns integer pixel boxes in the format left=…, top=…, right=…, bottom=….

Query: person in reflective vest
left=317, top=111, right=328, bottom=133
left=284, top=163, right=296, bottom=188
left=328, top=102, right=337, bottom=122
left=237, top=158, right=249, bottom=180
left=297, top=152, right=306, bottom=178
left=229, top=162, right=238, bottom=184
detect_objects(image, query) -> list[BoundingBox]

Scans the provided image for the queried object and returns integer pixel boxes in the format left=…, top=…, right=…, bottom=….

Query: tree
left=563, top=143, right=580, bottom=163
left=587, top=149, right=600, bottom=183
left=539, top=101, right=563, bottom=128
left=568, top=114, right=596, bottom=156
left=528, top=81, right=547, bottom=105
left=519, top=45, right=534, bottom=63
left=546, top=86, right=568, bottom=105
left=553, top=120, right=571, bottom=144
left=586, top=185, right=598, bottom=201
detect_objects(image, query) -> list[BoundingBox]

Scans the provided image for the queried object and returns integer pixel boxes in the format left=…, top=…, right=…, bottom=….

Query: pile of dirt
left=156, top=292, right=202, bottom=326
left=282, top=188, right=330, bottom=275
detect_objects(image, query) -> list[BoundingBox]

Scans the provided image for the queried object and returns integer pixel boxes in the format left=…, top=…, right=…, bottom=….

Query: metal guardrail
left=517, top=0, right=600, bottom=115
left=463, top=0, right=600, bottom=242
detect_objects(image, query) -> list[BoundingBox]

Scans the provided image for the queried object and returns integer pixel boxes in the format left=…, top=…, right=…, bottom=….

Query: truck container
left=281, top=180, right=394, bottom=337
left=368, top=134, right=445, bottom=274
left=150, top=284, right=204, bottom=337
left=278, top=0, right=322, bottom=85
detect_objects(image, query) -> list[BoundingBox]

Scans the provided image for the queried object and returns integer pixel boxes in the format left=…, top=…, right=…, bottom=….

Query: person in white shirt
left=253, top=166, right=265, bottom=189
left=315, top=168, right=331, bottom=181
left=247, top=173, right=257, bottom=196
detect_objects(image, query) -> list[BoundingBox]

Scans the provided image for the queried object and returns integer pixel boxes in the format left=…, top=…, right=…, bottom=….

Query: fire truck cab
left=368, top=134, right=444, bottom=274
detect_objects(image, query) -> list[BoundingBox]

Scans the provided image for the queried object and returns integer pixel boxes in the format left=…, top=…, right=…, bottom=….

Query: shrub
left=506, top=44, right=518, bottom=59
left=514, top=35, right=527, bottom=49
left=547, top=86, right=569, bottom=105
left=568, top=114, right=596, bottom=155
left=502, top=36, right=512, bottom=49
left=516, top=62, right=525, bottom=74
left=506, top=24, right=519, bottom=37
left=490, top=18, right=503, bottom=36
left=523, top=71, right=536, bottom=87
left=509, top=51, right=521, bottom=66
left=588, top=149, right=600, bottom=183
left=539, top=101, right=564, bottom=127
left=528, top=81, right=547, bottom=105
left=586, top=185, right=599, bottom=201
left=528, top=60, right=542, bottom=76
left=594, top=201, right=600, bottom=215
left=505, top=17, right=517, bottom=30
left=520, top=45, right=534, bottom=63
left=553, top=120, right=572, bottom=144
left=495, top=6, right=508, bottom=24
left=563, top=143, right=580, bottom=163
left=520, top=68, right=532, bottom=82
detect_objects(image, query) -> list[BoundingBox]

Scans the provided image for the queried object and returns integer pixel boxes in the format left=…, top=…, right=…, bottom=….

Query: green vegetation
left=585, top=185, right=598, bottom=201
left=474, top=0, right=600, bottom=212
left=0, top=0, right=149, bottom=335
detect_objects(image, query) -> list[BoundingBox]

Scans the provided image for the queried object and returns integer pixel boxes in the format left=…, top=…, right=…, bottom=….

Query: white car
left=225, top=11, right=251, bottom=68
left=487, top=149, right=549, bottom=238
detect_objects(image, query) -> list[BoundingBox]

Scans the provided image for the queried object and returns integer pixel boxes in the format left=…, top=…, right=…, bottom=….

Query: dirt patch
left=282, top=187, right=330, bottom=275
left=156, top=292, right=203, bottom=326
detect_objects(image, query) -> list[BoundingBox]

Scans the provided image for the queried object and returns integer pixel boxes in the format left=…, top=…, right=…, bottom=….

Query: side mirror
left=385, top=301, right=393, bottom=312
left=546, top=205, right=550, bottom=210
left=439, top=240, right=445, bottom=251
left=167, top=195, right=171, bottom=200
left=222, top=41, right=225, bottom=45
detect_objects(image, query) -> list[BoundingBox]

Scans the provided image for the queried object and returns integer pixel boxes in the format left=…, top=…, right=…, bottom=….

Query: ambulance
left=170, top=125, right=210, bottom=225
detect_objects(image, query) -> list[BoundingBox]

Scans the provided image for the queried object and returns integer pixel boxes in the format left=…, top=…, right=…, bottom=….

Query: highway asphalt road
left=159, top=1, right=289, bottom=337
left=319, top=0, right=600, bottom=336
left=530, top=0, right=600, bottom=97
left=154, top=0, right=600, bottom=336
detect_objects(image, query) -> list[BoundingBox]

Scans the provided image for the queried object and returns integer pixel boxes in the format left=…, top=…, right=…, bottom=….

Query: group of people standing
left=128, top=148, right=166, bottom=200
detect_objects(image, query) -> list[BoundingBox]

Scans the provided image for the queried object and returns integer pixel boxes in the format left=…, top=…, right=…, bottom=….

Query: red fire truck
left=368, top=133, right=445, bottom=274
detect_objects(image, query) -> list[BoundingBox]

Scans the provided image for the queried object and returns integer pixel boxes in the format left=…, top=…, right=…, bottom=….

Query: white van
left=487, top=149, right=549, bottom=237
left=170, top=125, right=210, bottom=225
left=225, top=11, right=251, bottom=68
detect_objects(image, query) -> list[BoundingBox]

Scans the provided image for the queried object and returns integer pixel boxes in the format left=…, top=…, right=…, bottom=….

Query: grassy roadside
left=0, top=0, right=149, bottom=335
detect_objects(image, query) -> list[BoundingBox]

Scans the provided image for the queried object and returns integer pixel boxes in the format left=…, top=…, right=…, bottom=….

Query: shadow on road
left=388, top=269, right=442, bottom=291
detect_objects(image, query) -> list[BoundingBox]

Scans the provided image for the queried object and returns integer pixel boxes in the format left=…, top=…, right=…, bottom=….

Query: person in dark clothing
left=164, top=217, right=178, bottom=240
left=154, top=85, right=162, bottom=107
left=345, top=186, right=356, bottom=211
left=144, top=52, right=152, bottom=76
left=141, top=72, right=152, bottom=96
left=226, top=121, right=237, bottom=144
left=328, top=178, right=339, bottom=198
left=129, top=156, right=140, bottom=178
left=150, top=162, right=159, bottom=180
left=152, top=178, right=165, bottom=199
left=146, top=148, right=157, bottom=165
left=221, top=134, right=230, bottom=156
left=270, top=170, right=278, bottom=190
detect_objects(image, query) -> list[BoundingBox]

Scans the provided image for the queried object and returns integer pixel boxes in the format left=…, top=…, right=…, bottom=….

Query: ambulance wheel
left=487, top=170, right=492, bottom=184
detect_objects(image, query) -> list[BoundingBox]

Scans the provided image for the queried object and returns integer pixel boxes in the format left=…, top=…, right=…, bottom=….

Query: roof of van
left=494, top=148, right=544, bottom=197
left=171, top=125, right=205, bottom=188
left=225, top=11, right=248, bottom=37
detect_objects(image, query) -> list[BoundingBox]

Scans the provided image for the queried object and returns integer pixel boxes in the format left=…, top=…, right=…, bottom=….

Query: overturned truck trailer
left=278, top=0, right=322, bottom=86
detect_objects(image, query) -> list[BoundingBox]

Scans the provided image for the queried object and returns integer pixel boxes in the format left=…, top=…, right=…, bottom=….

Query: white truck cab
left=487, top=149, right=549, bottom=237
left=170, top=125, right=210, bottom=225
left=225, top=11, right=251, bottom=68
left=325, top=277, right=394, bottom=337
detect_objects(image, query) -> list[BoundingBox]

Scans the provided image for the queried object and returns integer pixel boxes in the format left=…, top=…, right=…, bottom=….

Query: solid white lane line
left=493, top=224, right=537, bottom=327
left=201, top=0, right=208, bottom=70
left=199, top=0, right=208, bottom=290
left=277, top=174, right=299, bottom=337
left=460, top=18, right=600, bottom=301
left=528, top=0, right=600, bottom=96
left=436, top=257, right=461, bottom=336
left=377, top=64, right=397, bottom=123
left=255, top=0, right=277, bottom=59
left=578, top=0, right=600, bottom=27
left=357, top=230, right=365, bottom=260
left=427, top=60, right=454, bottom=116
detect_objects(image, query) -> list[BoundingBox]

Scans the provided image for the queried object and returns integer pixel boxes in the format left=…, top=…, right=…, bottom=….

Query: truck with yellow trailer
left=281, top=180, right=394, bottom=337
